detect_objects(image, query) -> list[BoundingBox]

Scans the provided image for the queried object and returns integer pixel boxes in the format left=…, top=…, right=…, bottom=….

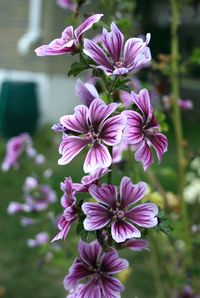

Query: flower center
left=92, top=268, right=104, bottom=280
left=143, top=126, right=160, bottom=137
left=113, top=208, right=125, bottom=220
left=114, top=60, right=125, bottom=68
left=85, top=130, right=100, bottom=143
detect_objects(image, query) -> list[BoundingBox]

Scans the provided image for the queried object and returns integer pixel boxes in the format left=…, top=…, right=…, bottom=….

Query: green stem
left=107, top=147, right=113, bottom=184
left=170, top=0, right=192, bottom=270
left=127, top=145, right=139, bottom=182
left=149, top=232, right=166, bottom=298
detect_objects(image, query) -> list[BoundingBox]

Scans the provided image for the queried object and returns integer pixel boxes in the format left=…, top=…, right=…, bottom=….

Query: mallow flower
left=58, top=98, right=126, bottom=173
left=82, top=176, right=158, bottom=243
left=75, top=79, right=99, bottom=107
left=64, top=239, right=128, bottom=298
left=52, top=178, right=78, bottom=241
left=123, top=89, right=168, bottom=170
left=35, top=14, right=103, bottom=56
left=83, top=22, right=151, bottom=76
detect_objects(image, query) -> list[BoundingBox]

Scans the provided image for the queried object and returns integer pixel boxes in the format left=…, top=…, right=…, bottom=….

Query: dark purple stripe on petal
left=88, top=183, right=117, bottom=208
left=102, top=23, right=124, bottom=62
left=83, top=143, right=112, bottom=173
left=111, top=220, right=141, bottom=243
left=122, top=239, right=149, bottom=251
left=131, top=89, right=153, bottom=122
left=58, top=136, right=89, bottom=165
left=125, top=203, right=158, bottom=228
left=75, top=14, right=103, bottom=39
left=89, top=98, right=118, bottom=131
left=101, top=249, right=129, bottom=274
left=120, top=176, right=148, bottom=208
left=75, top=79, right=99, bottom=107
left=83, top=39, right=113, bottom=72
left=78, top=239, right=101, bottom=268
left=60, top=105, right=89, bottom=134
left=100, top=114, right=126, bottom=146
left=101, top=276, right=125, bottom=298
left=149, top=133, right=168, bottom=162
left=134, top=140, right=154, bottom=171
left=64, top=258, right=92, bottom=290
left=82, top=202, right=111, bottom=231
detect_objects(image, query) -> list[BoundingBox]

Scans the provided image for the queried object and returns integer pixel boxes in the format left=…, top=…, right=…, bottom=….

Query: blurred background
left=0, top=0, right=200, bottom=297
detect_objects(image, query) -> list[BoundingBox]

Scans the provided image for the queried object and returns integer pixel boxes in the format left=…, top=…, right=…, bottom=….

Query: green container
left=0, top=81, right=39, bottom=139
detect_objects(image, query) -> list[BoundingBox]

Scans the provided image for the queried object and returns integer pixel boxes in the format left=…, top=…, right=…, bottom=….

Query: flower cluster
left=35, top=14, right=168, bottom=297
left=1, top=133, right=45, bottom=171
left=8, top=176, right=56, bottom=214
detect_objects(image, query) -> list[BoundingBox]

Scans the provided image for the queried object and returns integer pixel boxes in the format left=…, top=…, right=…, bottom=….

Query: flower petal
left=78, top=239, right=101, bottom=268
left=60, top=105, right=89, bottom=134
left=83, top=143, right=111, bottom=173
left=134, top=140, right=154, bottom=171
left=124, top=33, right=151, bottom=67
left=101, top=276, right=125, bottom=298
left=78, top=279, right=102, bottom=298
left=120, top=176, right=148, bottom=208
left=51, top=215, right=71, bottom=242
left=102, top=23, right=124, bottom=62
left=111, top=220, right=141, bottom=243
left=125, top=203, right=158, bottom=228
left=88, top=183, right=117, bottom=208
left=82, top=202, right=111, bottom=231
left=89, top=98, right=118, bottom=131
left=131, top=89, right=153, bottom=122
left=75, top=14, right=103, bottom=39
left=128, top=46, right=151, bottom=72
left=113, top=67, right=129, bottom=76
left=58, top=136, right=89, bottom=165
left=83, top=39, right=113, bottom=73
left=100, top=249, right=129, bottom=274
left=149, top=133, right=168, bottom=162
left=35, top=26, right=75, bottom=56
left=75, top=79, right=99, bottom=107
left=100, top=115, right=126, bottom=146
left=122, top=110, right=144, bottom=144
left=64, top=258, right=92, bottom=290
left=122, top=239, right=149, bottom=251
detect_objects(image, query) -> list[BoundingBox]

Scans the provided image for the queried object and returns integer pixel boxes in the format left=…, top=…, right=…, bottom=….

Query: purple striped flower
left=75, top=79, right=99, bottom=107
left=52, top=178, right=78, bottom=241
left=64, top=240, right=128, bottom=298
left=58, top=98, right=126, bottom=173
left=123, top=89, right=168, bottom=170
left=35, top=14, right=103, bottom=56
left=83, top=23, right=151, bottom=76
left=82, top=176, right=158, bottom=243
left=73, top=168, right=109, bottom=192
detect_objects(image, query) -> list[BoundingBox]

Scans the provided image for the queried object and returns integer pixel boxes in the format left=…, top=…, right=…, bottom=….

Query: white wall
left=0, top=69, right=80, bottom=125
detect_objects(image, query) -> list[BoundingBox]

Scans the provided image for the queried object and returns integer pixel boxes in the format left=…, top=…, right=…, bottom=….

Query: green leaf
left=114, top=78, right=131, bottom=92
left=155, top=210, right=173, bottom=236
left=76, top=215, right=88, bottom=242
left=68, top=61, right=89, bottom=77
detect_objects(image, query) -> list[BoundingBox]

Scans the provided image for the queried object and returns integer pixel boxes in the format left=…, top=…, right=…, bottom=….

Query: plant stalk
left=170, top=0, right=192, bottom=269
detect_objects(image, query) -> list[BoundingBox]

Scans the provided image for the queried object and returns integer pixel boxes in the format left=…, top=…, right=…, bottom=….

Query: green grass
left=0, top=119, right=199, bottom=298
